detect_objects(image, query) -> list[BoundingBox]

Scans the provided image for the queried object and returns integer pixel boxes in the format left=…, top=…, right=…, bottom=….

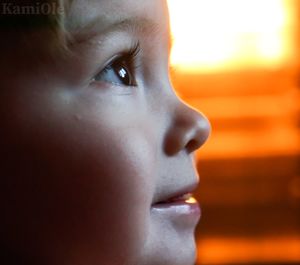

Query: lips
left=156, top=192, right=194, bottom=204
left=152, top=182, right=199, bottom=206
left=151, top=183, right=201, bottom=226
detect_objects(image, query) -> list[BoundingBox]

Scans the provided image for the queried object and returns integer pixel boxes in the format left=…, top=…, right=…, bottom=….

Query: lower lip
left=151, top=198, right=201, bottom=226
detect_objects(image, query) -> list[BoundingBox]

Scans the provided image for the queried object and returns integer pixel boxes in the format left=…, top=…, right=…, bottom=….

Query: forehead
left=66, top=0, right=169, bottom=38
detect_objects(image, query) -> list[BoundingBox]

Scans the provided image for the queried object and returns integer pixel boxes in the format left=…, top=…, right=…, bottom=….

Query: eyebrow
left=69, top=17, right=173, bottom=51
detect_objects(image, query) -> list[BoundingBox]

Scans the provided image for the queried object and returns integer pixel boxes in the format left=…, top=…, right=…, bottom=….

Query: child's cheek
left=1, top=83, right=157, bottom=264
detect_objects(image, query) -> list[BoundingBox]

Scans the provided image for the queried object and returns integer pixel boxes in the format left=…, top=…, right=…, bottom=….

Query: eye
left=93, top=43, right=140, bottom=87
left=94, top=57, right=136, bottom=86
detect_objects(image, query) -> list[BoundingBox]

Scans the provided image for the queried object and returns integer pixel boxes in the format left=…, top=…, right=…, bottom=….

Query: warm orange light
left=197, top=237, right=300, bottom=264
left=167, top=0, right=294, bottom=72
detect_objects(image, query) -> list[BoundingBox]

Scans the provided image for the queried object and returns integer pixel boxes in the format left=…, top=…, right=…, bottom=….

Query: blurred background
left=167, top=0, right=300, bottom=264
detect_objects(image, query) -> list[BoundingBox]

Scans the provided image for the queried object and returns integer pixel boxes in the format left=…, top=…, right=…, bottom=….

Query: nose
left=164, top=99, right=211, bottom=155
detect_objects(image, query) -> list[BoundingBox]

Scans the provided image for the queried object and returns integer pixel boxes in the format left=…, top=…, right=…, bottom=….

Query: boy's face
left=0, top=0, right=210, bottom=265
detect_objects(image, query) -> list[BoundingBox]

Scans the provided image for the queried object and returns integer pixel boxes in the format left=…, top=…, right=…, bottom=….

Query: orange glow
left=167, top=0, right=295, bottom=72
left=197, top=237, right=300, bottom=264
left=167, top=2, right=300, bottom=265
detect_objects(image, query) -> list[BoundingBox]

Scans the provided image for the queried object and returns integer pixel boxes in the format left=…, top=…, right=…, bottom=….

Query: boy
left=0, top=0, right=210, bottom=265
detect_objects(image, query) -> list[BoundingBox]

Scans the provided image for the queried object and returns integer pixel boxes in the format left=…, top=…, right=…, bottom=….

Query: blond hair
left=0, top=0, right=72, bottom=54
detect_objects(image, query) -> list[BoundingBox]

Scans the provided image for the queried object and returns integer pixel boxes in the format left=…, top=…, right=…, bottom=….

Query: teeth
left=166, top=193, right=192, bottom=202
left=182, top=193, right=192, bottom=200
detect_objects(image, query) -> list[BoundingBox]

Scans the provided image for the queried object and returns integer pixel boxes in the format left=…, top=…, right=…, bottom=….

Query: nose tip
left=164, top=103, right=211, bottom=155
left=184, top=112, right=211, bottom=153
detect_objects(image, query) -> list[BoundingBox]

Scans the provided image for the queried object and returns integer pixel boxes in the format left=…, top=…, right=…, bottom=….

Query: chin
left=173, top=236, right=197, bottom=265
left=141, top=229, right=198, bottom=265
left=157, top=244, right=197, bottom=265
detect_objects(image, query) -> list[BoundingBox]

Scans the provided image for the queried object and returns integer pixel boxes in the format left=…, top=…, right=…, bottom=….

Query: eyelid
left=90, top=41, right=142, bottom=88
left=90, top=41, right=141, bottom=83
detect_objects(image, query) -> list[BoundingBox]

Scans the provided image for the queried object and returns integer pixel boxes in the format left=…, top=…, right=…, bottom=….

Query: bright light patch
left=186, top=197, right=197, bottom=204
left=167, top=0, right=293, bottom=72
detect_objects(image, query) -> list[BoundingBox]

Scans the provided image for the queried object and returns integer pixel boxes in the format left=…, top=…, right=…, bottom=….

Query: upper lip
left=152, top=181, right=199, bottom=205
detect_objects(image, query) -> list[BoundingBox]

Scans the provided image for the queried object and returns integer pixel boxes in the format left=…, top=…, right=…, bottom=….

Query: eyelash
left=92, top=42, right=141, bottom=87
left=121, top=41, right=141, bottom=70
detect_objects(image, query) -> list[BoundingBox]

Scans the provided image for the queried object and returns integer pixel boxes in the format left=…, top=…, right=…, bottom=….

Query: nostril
left=186, top=139, right=199, bottom=153
left=186, top=140, right=201, bottom=153
left=163, top=117, right=211, bottom=156
left=186, top=119, right=211, bottom=153
left=163, top=100, right=211, bottom=156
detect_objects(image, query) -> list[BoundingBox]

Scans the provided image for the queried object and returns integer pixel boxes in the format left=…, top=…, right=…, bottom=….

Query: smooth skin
left=0, top=0, right=210, bottom=265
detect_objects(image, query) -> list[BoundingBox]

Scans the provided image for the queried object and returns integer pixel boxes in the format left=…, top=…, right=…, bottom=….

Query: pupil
left=115, top=64, right=130, bottom=85
left=118, top=68, right=127, bottom=79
